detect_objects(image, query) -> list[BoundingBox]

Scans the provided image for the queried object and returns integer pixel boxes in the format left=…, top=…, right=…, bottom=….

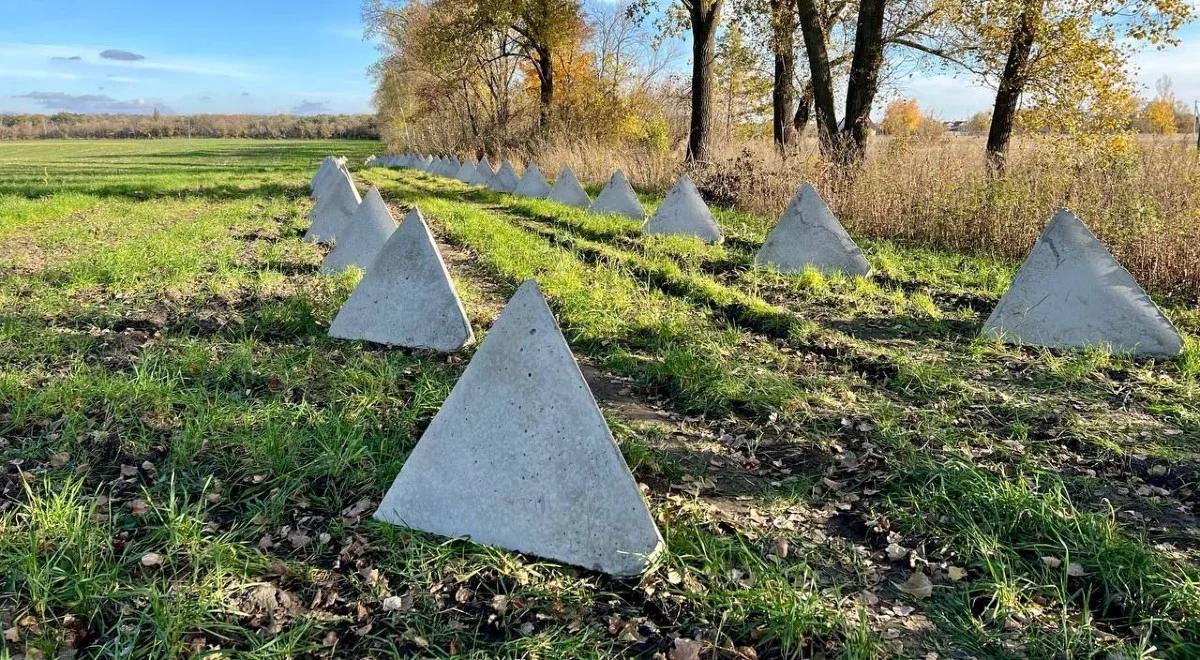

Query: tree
left=714, top=23, right=770, bottom=140
left=930, top=0, right=1194, bottom=171
left=796, top=0, right=888, bottom=165
left=964, top=111, right=991, bottom=136
left=880, top=98, right=921, bottom=136
left=1146, top=75, right=1177, bottom=135
left=794, top=0, right=951, bottom=165
left=501, top=0, right=585, bottom=133
left=683, top=0, right=724, bottom=163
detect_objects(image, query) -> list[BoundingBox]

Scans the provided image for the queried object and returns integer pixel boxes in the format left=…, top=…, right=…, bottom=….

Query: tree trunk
left=686, top=0, right=723, bottom=163
left=840, top=0, right=888, bottom=166
left=535, top=44, right=554, bottom=135
left=795, top=0, right=838, bottom=154
left=793, top=80, right=813, bottom=134
left=770, top=0, right=797, bottom=147
left=986, top=4, right=1039, bottom=172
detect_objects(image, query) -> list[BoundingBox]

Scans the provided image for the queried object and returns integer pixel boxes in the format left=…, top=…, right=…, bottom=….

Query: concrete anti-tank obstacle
left=490, top=160, right=520, bottom=193
left=643, top=174, right=722, bottom=243
left=588, top=170, right=645, bottom=219
left=982, top=208, right=1183, bottom=356
left=329, top=206, right=474, bottom=351
left=320, top=187, right=398, bottom=274
left=514, top=163, right=551, bottom=198
left=305, top=168, right=361, bottom=244
left=443, top=158, right=462, bottom=177
left=373, top=279, right=663, bottom=576
left=548, top=166, right=591, bottom=208
left=754, top=183, right=871, bottom=277
left=311, top=157, right=338, bottom=197
left=454, top=159, right=477, bottom=183
left=471, top=156, right=496, bottom=186
left=312, top=156, right=349, bottom=199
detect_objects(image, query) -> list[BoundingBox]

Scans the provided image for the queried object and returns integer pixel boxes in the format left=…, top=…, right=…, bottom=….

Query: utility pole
left=1195, top=100, right=1199, bottom=150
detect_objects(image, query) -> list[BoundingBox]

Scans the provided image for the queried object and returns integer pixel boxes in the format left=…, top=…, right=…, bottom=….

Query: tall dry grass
left=527, top=135, right=1200, bottom=300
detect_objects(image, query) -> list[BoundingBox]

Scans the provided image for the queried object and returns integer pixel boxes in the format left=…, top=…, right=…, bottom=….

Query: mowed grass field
left=0, top=138, right=1198, bottom=658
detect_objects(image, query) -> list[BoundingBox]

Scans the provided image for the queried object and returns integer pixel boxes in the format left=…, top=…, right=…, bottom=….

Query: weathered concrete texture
left=983, top=209, right=1183, bottom=356
left=454, top=159, right=477, bottom=183
left=588, top=170, right=644, bottom=219
left=491, top=160, right=521, bottom=193
left=373, top=280, right=663, bottom=576
left=320, top=187, right=398, bottom=274
left=548, top=166, right=591, bottom=208
left=643, top=175, right=722, bottom=243
left=304, top=168, right=361, bottom=244
left=311, top=156, right=348, bottom=199
left=329, top=207, right=474, bottom=351
left=754, top=183, right=871, bottom=276
left=470, top=157, right=495, bottom=186
left=514, top=163, right=551, bottom=198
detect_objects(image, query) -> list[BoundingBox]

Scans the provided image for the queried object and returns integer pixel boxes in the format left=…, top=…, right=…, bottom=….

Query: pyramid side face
left=754, top=184, right=871, bottom=276
left=374, top=281, right=662, bottom=576
left=982, top=211, right=1182, bottom=356
left=305, top=171, right=360, bottom=243
left=548, top=167, right=591, bottom=208
left=321, top=189, right=398, bottom=274
left=454, top=161, right=475, bottom=182
left=588, top=171, right=644, bottom=219
left=329, top=208, right=474, bottom=352
left=514, top=165, right=551, bottom=198
left=643, top=176, right=722, bottom=243
left=492, top=162, right=520, bottom=193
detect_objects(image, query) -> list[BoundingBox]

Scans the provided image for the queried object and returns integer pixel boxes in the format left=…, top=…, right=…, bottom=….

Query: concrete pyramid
left=305, top=168, right=361, bottom=243
left=548, top=166, right=591, bottom=208
left=454, top=159, right=476, bottom=183
left=444, top=158, right=462, bottom=177
left=320, top=187, right=398, bottom=274
left=311, top=157, right=338, bottom=197
left=312, top=156, right=349, bottom=199
left=588, top=170, right=644, bottom=219
left=643, top=175, right=722, bottom=243
left=373, top=279, right=663, bottom=575
left=491, top=160, right=520, bottom=193
left=754, top=183, right=871, bottom=276
left=982, top=209, right=1182, bottom=356
left=329, top=207, right=473, bottom=351
left=471, top=157, right=495, bottom=186
left=514, top=163, right=551, bottom=198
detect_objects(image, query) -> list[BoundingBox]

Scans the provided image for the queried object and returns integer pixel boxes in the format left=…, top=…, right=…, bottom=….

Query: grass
left=1, top=138, right=1198, bottom=658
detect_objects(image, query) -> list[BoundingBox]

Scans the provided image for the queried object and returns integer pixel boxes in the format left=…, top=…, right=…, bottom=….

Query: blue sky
left=0, top=1, right=1197, bottom=119
left=0, top=0, right=379, bottom=115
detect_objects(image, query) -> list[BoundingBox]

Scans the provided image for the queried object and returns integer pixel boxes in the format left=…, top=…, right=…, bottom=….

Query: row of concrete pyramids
left=370, top=152, right=1184, bottom=357
left=309, top=156, right=662, bottom=576
left=308, top=149, right=1182, bottom=574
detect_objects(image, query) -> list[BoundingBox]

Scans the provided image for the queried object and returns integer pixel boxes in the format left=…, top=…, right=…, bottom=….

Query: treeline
left=0, top=113, right=379, bottom=140
left=366, top=0, right=1195, bottom=171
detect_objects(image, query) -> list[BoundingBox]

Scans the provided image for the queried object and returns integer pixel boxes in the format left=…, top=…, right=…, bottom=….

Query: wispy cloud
left=291, top=100, right=330, bottom=115
left=0, top=68, right=80, bottom=81
left=0, top=42, right=260, bottom=79
left=14, top=91, right=170, bottom=114
left=99, top=49, right=144, bottom=61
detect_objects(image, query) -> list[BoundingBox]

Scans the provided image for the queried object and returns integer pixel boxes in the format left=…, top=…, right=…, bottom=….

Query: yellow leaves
left=881, top=98, right=922, bottom=137
left=1146, top=98, right=1176, bottom=135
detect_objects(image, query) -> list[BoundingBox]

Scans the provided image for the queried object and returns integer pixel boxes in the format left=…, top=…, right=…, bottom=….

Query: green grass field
left=1, top=138, right=1198, bottom=658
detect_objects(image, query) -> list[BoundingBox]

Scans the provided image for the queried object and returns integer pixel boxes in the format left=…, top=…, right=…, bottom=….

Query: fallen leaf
left=1067, top=562, right=1087, bottom=577
left=886, top=543, right=908, bottom=561
left=947, top=566, right=967, bottom=581
left=383, top=595, right=412, bottom=612
left=666, top=570, right=683, bottom=585
left=772, top=537, right=790, bottom=559
left=4, top=626, right=19, bottom=643
left=119, top=464, right=138, bottom=478
left=49, top=452, right=70, bottom=467
left=898, top=571, right=933, bottom=599
left=669, top=638, right=704, bottom=660
left=140, top=552, right=163, bottom=568
left=127, top=499, right=150, bottom=516
left=1041, top=556, right=1062, bottom=569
